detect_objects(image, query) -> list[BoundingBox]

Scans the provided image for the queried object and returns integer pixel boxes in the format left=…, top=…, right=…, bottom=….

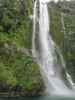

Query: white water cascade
left=32, top=0, right=75, bottom=96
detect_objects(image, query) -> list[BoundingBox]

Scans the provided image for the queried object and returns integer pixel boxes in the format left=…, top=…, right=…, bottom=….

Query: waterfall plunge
left=32, top=0, right=75, bottom=96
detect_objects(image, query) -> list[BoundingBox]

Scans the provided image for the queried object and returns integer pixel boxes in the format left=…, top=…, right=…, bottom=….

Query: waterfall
left=32, top=0, right=75, bottom=96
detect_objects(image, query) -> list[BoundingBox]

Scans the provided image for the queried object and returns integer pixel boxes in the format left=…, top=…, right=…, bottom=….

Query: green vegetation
left=0, top=0, right=44, bottom=96
left=0, top=42, right=43, bottom=95
left=63, top=15, right=75, bottom=81
left=48, top=1, right=75, bottom=82
left=48, top=5, right=64, bottom=47
left=0, top=0, right=33, bottom=49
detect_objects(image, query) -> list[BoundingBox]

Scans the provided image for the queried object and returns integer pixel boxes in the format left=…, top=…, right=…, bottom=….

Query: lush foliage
left=0, top=42, right=43, bottom=95
left=0, top=0, right=33, bottom=49
left=0, top=0, right=44, bottom=96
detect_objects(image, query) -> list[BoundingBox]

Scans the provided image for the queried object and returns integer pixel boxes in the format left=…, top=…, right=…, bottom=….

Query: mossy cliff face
left=48, top=1, right=75, bottom=83
left=0, top=0, right=44, bottom=96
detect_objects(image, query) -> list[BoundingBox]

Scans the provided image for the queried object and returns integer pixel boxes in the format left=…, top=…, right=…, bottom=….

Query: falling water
left=32, top=0, right=75, bottom=96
